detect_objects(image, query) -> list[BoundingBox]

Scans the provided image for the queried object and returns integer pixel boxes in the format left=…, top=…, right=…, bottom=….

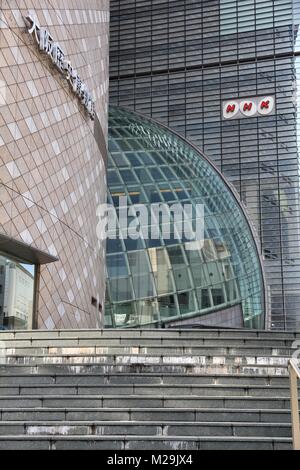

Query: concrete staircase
left=0, top=328, right=299, bottom=450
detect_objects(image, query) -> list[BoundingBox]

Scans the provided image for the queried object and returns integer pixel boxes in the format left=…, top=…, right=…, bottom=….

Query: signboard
left=24, top=14, right=95, bottom=121
left=222, top=96, right=275, bottom=120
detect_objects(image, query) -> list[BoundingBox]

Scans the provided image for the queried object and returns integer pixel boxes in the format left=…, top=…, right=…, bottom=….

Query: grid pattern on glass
left=110, top=0, right=300, bottom=330
left=110, top=0, right=294, bottom=75
left=105, top=106, right=265, bottom=329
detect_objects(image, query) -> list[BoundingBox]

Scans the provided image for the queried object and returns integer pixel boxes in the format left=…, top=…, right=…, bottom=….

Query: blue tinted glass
left=106, top=106, right=265, bottom=329
left=108, top=170, right=121, bottom=185
left=126, top=152, right=142, bottom=166
left=119, top=169, right=138, bottom=184
left=107, top=253, right=128, bottom=278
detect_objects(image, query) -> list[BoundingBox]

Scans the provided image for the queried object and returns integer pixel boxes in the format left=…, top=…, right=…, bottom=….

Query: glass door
left=0, top=253, right=36, bottom=330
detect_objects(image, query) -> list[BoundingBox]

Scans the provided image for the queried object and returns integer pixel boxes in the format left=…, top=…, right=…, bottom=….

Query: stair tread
left=0, top=383, right=293, bottom=388
left=0, top=434, right=292, bottom=441
left=0, top=420, right=292, bottom=426
left=0, top=394, right=292, bottom=399
left=0, top=406, right=293, bottom=412
left=0, top=372, right=291, bottom=377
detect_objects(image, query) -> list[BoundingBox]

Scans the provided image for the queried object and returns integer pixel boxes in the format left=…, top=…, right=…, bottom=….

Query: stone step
left=0, top=363, right=290, bottom=376
left=0, top=345, right=295, bottom=356
left=0, top=407, right=294, bottom=423
left=0, top=395, right=291, bottom=409
left=0, top=372, right=291, bottom=386
left=0, top=421, right=292, bottom=438
left=0, top=337, right=298, bottom=348
left=1, top=354, right=292, bottom=366
left=0, top=383, right=294, bottom=397
left=0, top=329, right=299, bottom=340
left=0, top=435, right=292, bottom=450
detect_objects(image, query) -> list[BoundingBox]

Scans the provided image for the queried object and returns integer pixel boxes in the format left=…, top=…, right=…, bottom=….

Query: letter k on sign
left=260, top=100, right=269, bottom=109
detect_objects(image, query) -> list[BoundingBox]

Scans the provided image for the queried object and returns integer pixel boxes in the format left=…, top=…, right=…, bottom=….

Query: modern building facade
left=109, top=0, right=300, bottom=330
left=105, top=106, right=265, bottom=329
left=0, top=2, right=109, bottom=329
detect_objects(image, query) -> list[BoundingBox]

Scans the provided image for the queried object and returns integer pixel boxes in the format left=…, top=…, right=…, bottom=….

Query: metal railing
left=288, top=358, right=300, bottom=450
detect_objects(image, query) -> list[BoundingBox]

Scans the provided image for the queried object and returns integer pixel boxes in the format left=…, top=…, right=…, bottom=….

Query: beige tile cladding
left=0, top=1, right=109, bottom=329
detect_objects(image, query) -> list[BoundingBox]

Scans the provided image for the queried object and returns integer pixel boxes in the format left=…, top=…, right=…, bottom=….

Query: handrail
left=288, top=359, right=300, bottom=450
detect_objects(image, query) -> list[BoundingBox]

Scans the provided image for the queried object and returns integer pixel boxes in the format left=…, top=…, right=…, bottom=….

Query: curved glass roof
left=105, top=106, right=265, bottom=329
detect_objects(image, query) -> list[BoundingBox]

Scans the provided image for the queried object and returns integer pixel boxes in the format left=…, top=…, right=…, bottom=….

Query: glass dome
left=105, top=106, right=265, bottom=329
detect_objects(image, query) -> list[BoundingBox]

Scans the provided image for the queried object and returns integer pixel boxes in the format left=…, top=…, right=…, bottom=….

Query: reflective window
left=132, top=274, right=155, bottom=298
left=0, top=254, right=35, bottom=330
left=107, top=254, right=128, bottom=278
left=157, top=295, right=178, bottom=319
left=105, top=106, right=265, bottom=329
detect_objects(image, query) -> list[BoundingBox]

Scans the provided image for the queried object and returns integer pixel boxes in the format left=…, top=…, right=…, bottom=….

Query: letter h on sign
left=243, top=102, right=252, bottom=112
left=226, top=104, right=235, bottom=113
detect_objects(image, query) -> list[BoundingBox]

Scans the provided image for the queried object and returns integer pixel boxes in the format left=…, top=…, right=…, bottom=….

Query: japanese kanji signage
left=24, top=14, right=95, bottom=121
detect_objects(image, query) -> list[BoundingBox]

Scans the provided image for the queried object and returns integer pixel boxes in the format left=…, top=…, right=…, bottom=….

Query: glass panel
left=158, top=184, right=177, bottom=202
left=107, top=170, right=122, bottom=186
left=110, top=277, right=133, bottom=302
left=127, top=251, right=150, bottom=276
left=191, top=263, right=210, bottom=288
left=0, top=254, right=35, bottom=330
left=154, top=269, right=175, bottom=295
left=225, top=280, right=238, bottom=302
left=202, top=239, right=218, bottom=261
left=113, top=302, right=137, bottom=327
left=157, top=295, right=178, bottom=319
left=144, top=186, right=163, bottom=203
left=211, top=285, right=226, bottom=306
left=173, top=267, right=192, bottom=291
left=148, top=167, right=164, bottom=181
left=123, top=237, right=146, bottom=251
left=106, top=238, right=124, bottom=254
left=196, top=288, right=212, bottom=310
left=206, top=262, right=223, bottom=286
left=128, top=189, right=147, bottom=204
left=134, top=168, right=152, bottom=184
left=132, top=273, right=155, bottom=298
left=107, top=254, right=128, bottom=278
left=136, top=299, right=159, bottom=325
left=119, top=169, right=138, bottom=184
left=112, top=153, right=129, bottom=167
left=185, top=247, right=202, bottom=265
left=104, top=304, right=114, bottom=327
left=126, top=152, right=142, bottom=166
left=167, top=245, right=186, bottom=268
left=148, top=247, right=175, bottom=295
left=178, top=291, right=196, bottom=315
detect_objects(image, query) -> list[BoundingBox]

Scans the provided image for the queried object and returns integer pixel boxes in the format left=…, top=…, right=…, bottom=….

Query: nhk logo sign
left=223, top=95, right=275, bottom=120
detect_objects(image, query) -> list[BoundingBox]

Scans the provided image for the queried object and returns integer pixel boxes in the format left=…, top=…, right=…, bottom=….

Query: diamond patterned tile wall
left=0, top=1, right=109, bottom=329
